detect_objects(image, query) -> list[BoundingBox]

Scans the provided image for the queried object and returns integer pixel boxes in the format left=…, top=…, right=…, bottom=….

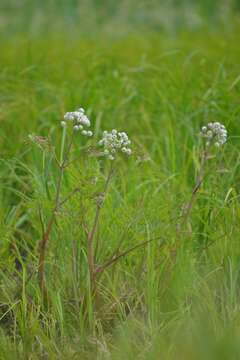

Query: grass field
left=1, top=1, right=240, bottom=359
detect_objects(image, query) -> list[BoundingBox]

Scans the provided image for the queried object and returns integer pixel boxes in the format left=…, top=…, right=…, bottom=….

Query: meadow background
left=1, top=0, right=240, bottom=359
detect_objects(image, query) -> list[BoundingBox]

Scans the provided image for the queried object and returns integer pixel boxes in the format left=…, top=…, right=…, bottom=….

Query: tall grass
left=1, top=8, right=240, bottom=359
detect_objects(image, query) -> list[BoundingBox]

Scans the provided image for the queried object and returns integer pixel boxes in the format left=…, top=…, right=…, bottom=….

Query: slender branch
left=179, top=149, right=208, bottom=230
left=107, top=201, right=144, bottom=258
left=63, top=145, right=102, bottom=168
left=58, top=187, right=81, bottom=207
left=87, top=164, right=113, bottom=291
left=38, top=163, right=65, bottom=293
left=38, top=131, right=74, bottom=295
left=82, top=221, right=89, bottom=237
left=94, top=236, right=165, bottom=277
left=38, top=206, right=45, bottom=237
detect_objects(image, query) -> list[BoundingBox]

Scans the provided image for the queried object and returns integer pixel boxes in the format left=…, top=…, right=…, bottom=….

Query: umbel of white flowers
left=61, top=107, right=93, bottom=137
left=201, top=122, right=227, bottom=147
left=99, top=129, right=132, bottom=160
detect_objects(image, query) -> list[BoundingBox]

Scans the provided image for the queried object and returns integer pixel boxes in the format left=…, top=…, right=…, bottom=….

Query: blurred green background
left=1, top=0, right=240, bottom=37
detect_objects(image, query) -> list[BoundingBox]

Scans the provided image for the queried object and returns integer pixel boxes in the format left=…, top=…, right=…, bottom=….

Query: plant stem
left=38, top=131, right=74, bottom=295
left=38, top=165, right=64, bottom=294
left=87, top=164, right=113, bottom=292
left=179, top=148, right=208, bottom=231
left=94, top=235, right=166, bottom=277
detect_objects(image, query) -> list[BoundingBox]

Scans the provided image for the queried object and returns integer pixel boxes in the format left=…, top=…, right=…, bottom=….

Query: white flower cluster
left=98, top=129, right=132, bottom=160
left=61, top=108, right=93, bottom=137
left=201, top=122, right=227, bottom=147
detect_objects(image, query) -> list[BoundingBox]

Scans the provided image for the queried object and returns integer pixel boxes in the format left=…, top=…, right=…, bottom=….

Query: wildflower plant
left=33, top=107, right=138, bottom=298
left=179, top=121, right=228, bottom=231
left=30, top=108, right=229, bottom=301
left=86, top=129, right=132, bottom=291
left=37, top=107, right=93, bottom=294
